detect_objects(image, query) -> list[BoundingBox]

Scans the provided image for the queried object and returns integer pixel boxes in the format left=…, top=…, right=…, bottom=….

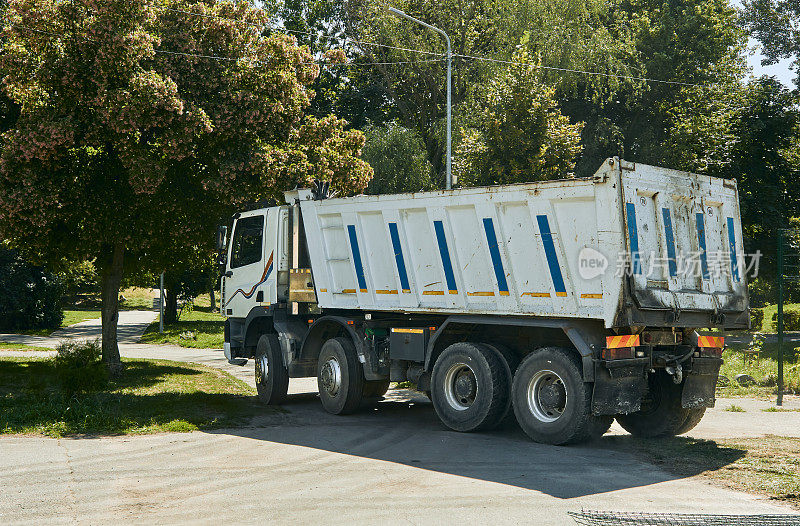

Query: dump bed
left=296, top=158, right=749, bottom=329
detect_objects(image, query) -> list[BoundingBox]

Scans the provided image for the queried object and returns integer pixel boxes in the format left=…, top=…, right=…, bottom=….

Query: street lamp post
left=386, top=6, right=453, bottom=190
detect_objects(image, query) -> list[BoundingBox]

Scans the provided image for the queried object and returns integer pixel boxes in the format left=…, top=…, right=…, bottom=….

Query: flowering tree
left=0, top=0, right=372, bottom=371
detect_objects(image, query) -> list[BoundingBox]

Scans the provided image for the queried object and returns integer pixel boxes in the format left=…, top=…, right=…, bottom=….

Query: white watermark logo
left=576, top=247, right=762, bottom=279
left=578, top=247, right=608, bottom=280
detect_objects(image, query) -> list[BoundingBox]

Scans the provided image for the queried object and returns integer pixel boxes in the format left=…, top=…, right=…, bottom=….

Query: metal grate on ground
left=569, top=510, right=800, bottom=526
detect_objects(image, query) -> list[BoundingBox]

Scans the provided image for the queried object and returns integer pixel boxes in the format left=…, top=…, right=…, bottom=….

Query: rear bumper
left=592, top=356, right=723, bottom=415
left=615, top=305, right=749, bottom=330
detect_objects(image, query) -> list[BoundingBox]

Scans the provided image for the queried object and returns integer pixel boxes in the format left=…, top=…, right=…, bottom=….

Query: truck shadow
left=216, top=388, right=746, bottom=499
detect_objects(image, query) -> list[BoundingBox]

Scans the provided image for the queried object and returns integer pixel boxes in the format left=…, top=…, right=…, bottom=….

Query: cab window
left=230, top=215, right=264, bottom=269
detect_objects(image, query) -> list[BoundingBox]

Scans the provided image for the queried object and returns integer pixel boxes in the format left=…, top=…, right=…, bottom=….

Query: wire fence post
left=159, top=271, right=165, bottom=334
left=777, top=229, right=784, bottom=407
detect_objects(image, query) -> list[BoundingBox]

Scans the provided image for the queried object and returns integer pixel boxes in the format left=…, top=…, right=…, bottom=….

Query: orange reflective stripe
left=605, top=335, right=641, bottom=348
left=697, top=335, right=724, bottom=348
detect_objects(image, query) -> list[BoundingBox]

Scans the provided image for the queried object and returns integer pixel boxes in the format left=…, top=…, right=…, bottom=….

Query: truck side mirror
left=216, top=225, right=228, bottom=251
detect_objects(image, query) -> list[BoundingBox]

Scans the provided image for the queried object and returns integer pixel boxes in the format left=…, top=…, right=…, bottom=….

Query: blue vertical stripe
left=662, top=207, right=678, bottom=277
left=347, top=225, right=368, bottom=292
left=388, top=222, right=411, bottom=292
left=536, top=215, right=567, bottom=297
left=433, top=220, right=458, bottom=294
left=625, top=202, right=642, bottom=275
left=727, top=217, right=740, bottom=282
left=695, top=213, right=710, bottom=280
left=482, top=218, right=510, bottom=295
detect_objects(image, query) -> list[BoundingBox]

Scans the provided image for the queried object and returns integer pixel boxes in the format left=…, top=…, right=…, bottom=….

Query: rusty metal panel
left=620, top=163, right=748, bottom=317
left=288, top=269, right=316, bottom=303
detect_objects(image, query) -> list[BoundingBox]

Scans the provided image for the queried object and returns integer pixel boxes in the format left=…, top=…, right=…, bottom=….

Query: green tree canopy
left=455, top=47, right=583, bottom=186
left=361, top=122, right=434, bottom=194
left=742, top=0, right=800, bottom=87
left=721, top=77, right=800, bottom=274
left=0, top=0, right=372, bottom=369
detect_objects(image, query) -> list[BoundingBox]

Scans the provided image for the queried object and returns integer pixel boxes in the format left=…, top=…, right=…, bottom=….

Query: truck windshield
left=230, top=215, right=264, bottom=268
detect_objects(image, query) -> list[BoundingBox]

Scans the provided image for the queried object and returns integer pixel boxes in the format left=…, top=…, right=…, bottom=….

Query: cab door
left=223, top=211, right=271, bottom=318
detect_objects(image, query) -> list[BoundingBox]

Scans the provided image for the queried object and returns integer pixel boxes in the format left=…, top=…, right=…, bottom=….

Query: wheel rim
left=527, top=369, right=568, bottom=423
left=320, top=357, right=342, bottom=397
left=255, top=354, right=269, bottom=385
left=443, top=362, right=478, bottom=410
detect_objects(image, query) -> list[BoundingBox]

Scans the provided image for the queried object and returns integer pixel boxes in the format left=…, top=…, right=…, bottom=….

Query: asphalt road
left=1, top=314, right=799, bottom=524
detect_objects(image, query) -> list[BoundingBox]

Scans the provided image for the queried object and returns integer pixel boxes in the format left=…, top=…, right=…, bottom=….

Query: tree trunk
left=209, top=288, right=216, bottom=313
left=164, top=289, right=179, bottom=323
left=100, top=242, right=124, bottom=375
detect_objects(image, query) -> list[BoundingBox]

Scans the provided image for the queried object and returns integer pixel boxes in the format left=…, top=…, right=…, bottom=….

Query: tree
left=721, top=77, right=800, bottom=277
left=161, top=248, right=218, bottom=322
left=558, top=0, right=748, bottom=177
left=455, top=47, right=583, bottom=186
left=361, top=123, right=435, bottom=194
left=0, top=0, right=372, bottom=372
left=349, top=0, right=519, bottom=184
left=0, top=243, right=63, bottom=332
left=742, top=0, right=800, bottom=87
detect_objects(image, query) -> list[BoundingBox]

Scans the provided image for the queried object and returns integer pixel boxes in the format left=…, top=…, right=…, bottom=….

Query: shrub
left=53, top=340, right=108, bottom=393
left=750, top=308, right=764, bottom=330
left=748, top=278, right=774, bottom=308
left=771, top=309, right=800, bottom=331
left=56, top=259, right=98, bottom=300
left=0, top=245, right=63, bottom=331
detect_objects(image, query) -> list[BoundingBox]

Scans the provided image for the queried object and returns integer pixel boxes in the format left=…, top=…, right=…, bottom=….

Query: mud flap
left=681, top=357, right=723, bottom=409
left=592, top=359, right=648, bottom=415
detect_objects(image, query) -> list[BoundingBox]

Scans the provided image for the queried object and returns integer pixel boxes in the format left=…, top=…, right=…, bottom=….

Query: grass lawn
left=0, top=342, right=55, bottom=352
left=0, top=356, right=266, bottom=437
left=755, top=303, right=800, bottom=332
left=140, top=307, right=224, bottom=349
left=717, top=346, right=800, bottom=398
left=604, top=435, right=800, bottom=509
left=119, top=287, right=156, bottom=311
left=62, top=309, right=101, bottom=326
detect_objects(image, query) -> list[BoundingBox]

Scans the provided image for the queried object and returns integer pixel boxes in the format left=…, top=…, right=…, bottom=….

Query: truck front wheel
left=431, top=342, right=511, bottom=432
left=254, top=334, right=289, bottom=405
left=615, top=371, right=689, bottom=437
left=317, top=337, right=364, bottom=415
left=512, top=347, right=611, bottom=445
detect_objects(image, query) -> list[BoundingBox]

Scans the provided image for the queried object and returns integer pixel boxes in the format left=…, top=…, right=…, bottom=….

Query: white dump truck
left=218, top=158, right=747, bottom=444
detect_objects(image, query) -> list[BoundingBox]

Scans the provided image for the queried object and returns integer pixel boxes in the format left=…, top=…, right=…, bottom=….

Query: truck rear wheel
left=363, top=379, right=391, bottom=398
left=431, top=342, right=511, bottom=432
left=481, top=343, right=518, bottom=423
left=616, top=371, right=689, bottom=437
left=317, top=337, right=364, bottom=415
left=512, top=347, right=611, bottom=445
left=254, top=334, right=289, bottom=405
left=676, top=408, right=706, bottom=435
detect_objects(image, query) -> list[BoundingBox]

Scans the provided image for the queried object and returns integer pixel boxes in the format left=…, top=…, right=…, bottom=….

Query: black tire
left=254, top=334, right=289, bottom=405
left=317, top=336, right=364, bottom=415
left=616, top=372, right=689, bottom=438
left=512, top=347, right=607, bottom=445
left=676, top=408, right=706, bottom=435
left=481, top=343, right=518, bottom=424
left=431, top=342, right=511, bottom=432
left=363, top=379, right=391, bottom=398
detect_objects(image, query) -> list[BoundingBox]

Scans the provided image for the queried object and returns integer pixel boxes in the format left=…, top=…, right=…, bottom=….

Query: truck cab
left=220, top=206, right=288, bottom=360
